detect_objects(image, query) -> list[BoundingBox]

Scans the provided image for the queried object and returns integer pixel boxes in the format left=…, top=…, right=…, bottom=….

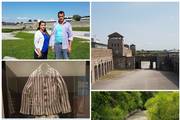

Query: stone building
left=91, top=32, right=136, bottom=83
left=108, top=32, right=136, bottom=69
left=91, top=38, right=107, bottom=48
left=91, top=32, right=179, bottom=84
left=91, top=32, right=178, bottom=83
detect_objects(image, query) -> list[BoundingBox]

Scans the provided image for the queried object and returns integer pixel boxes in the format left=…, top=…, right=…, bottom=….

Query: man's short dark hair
left=58, top=11, right=65, bottom=16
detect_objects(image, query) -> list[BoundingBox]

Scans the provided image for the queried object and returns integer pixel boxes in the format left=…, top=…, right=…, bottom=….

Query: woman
left=34, top=21, right=50, bottom=59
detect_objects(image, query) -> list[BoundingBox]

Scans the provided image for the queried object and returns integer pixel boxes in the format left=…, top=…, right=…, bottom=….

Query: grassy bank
left=2, top=32, right=89, bottom=59
left=72, top=27, right=90, bottom=31
left=2, top=28, right=24, bottom=33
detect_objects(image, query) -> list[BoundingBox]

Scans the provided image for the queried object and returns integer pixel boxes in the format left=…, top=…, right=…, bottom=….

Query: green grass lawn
left=2, top=28, right=24, bottom=33
left=72, top=27, right=89, bottom=31
left=2, top=32, right=90, bottom=59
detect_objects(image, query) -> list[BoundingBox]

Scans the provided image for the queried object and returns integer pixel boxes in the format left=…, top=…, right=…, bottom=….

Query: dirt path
left=127, top=111, right=148, bottom=120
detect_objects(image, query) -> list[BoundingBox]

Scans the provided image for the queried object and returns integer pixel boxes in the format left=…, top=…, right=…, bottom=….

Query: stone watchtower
left=130, top=44, right=136, bottom=56
left=107, top=32, right=136, bottom=69
left=108, top=32, right=124, bottom=57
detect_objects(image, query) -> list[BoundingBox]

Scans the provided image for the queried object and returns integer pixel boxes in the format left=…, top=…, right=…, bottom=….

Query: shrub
left=145, top=92, right=179, bottom=120
left=101, top=105, right=125, bottom=120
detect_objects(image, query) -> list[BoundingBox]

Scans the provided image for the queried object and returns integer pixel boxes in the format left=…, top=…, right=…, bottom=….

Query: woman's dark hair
left=37, top=21, right=49, bottom=36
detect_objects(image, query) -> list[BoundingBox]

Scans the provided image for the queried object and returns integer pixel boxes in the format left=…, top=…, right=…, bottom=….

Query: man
left=50, top=11, right=73, bottom=59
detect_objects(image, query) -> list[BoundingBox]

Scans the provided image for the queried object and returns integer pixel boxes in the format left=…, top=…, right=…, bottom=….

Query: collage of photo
left=1, top=1, right=179, bottom=120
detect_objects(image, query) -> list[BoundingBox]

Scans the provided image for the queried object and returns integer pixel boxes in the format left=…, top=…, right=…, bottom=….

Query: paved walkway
left=73, top=31, right=89, bottom=40
left=92, top=69, right=179, bottom=90
left=2, top=32, right=20, bottom=40
left=127, top=111, right=148, bottom=120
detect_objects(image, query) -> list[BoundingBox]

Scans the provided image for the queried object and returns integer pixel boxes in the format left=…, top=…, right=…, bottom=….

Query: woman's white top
left=34, top=30, right=45, bottom=55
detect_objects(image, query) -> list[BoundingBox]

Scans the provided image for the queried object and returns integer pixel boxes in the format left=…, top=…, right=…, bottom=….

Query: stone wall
left=126, top=57, right=135, bottom=69
left=91, top=48, right=113, bottom=83
left=92, top=48, right=113, bottom=59
left=113, top=56, right=126, bottom=69
left=113, top=56, right=135, bottom=69
left=157, top=54, right=179, bottom=74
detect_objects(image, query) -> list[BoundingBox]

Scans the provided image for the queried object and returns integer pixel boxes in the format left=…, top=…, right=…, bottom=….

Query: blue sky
left=2, top=2, right=89, bottom=22
left=92, top=2, right=179, bottom=50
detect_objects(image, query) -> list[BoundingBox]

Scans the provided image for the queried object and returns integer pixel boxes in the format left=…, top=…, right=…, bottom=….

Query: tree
left=92, top=92, right=145, bottom=120
left=73, top=15, right=81, bottom=21
left=145, top=92, right=179, bottom=120
left=28, top=19, right=32, bottom=22
left=33, top=19, right=38, bottom=22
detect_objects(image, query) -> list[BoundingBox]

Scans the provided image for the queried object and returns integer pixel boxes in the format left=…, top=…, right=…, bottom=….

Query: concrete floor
left=92, top=69, right=179, bottom=90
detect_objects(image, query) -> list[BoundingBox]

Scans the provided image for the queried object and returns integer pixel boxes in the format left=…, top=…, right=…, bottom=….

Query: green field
left=72, top=27, right=89, bottom=31
left=2, top=28, right=24, bottom=33
left=2, top=32, right=90, bottom=59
